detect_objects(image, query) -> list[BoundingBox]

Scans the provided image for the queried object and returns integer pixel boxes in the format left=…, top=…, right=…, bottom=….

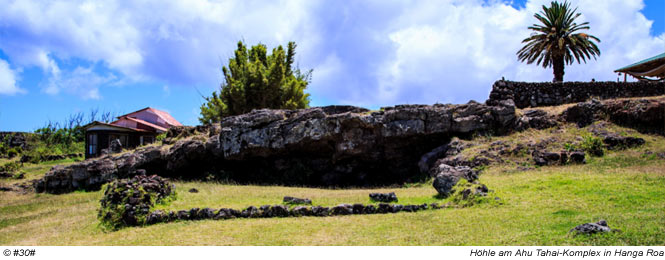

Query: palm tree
left=517, top=1, right=600, bottom=82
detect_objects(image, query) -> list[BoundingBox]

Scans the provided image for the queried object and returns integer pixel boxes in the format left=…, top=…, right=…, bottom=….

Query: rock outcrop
left=35, top=146, right=167, bottom=193
left=214, top=102, right=514, bottom=186
left=34, top=89, right=663, bottom=194
left=36, top=101, right=517, bottom=193
left=562, top=98, right=665, bottom=134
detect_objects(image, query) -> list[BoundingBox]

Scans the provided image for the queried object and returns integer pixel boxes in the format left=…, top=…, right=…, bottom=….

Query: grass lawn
left=1, top=132, right=664, bottom=245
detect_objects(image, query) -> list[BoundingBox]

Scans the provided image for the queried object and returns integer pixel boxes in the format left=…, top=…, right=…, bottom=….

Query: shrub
left=6, top=147, right=20, bottom=158
left=581, top=134, right=604, bottom=156
left=155, top=132, right=167, bottom=142
left=563, top=142, right=578, bottom=152
left=1, top=161, right=21, bottom=173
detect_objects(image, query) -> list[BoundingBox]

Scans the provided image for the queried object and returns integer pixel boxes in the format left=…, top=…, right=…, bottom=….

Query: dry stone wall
left=487, top=80, right=664, bottom=108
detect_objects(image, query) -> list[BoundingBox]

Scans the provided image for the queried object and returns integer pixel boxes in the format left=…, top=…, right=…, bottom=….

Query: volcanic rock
left=369, top=192, right=398, bottom=203
left=431, top=164, right=479, bottom=197
left=331, top=204, right=353, bottom=215
left=290, top=206, right=312, bottom=217
left=37, top=102, right=516, bottom=193
left=283, top=196, right=312, bottom=205
left=569, top=220, right=618, bottom=235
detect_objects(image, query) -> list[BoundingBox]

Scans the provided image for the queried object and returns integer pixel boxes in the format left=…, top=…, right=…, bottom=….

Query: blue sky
left=1, top=0, right=663, bottom=131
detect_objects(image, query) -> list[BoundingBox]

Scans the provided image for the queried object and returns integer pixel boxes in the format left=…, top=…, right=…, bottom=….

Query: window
left=141, top=135, right=154, bottom=145
left=88, top=134, right=98, bottom=155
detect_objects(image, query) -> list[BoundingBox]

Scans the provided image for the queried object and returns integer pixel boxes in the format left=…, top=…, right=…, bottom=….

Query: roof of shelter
left=614, top=52, right=665, bottom=79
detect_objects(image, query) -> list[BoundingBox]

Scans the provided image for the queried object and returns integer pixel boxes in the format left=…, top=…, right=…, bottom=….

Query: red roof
left=121, top=116, right=168, bottom=132
left=118, top=107, right=183, bottom=127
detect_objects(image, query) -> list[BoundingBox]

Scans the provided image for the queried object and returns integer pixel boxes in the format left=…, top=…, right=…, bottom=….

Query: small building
left=84, top=107, right=182, bottom=159
left=614, top=52, right=665, bottom=82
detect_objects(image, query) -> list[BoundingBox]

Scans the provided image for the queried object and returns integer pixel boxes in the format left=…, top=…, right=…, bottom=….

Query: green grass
left=1, top=127, right=664, bottom=245
left=0, top=158, right=82, bottom=187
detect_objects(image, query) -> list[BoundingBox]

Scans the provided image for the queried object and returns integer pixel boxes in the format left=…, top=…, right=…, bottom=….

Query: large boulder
left=431, top=164, right=479, bottom=197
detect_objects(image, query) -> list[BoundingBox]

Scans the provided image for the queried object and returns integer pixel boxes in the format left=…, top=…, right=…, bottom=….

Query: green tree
left=199, top=41, right=311, bottom=124
left=517, top=1, right=600, bottom=82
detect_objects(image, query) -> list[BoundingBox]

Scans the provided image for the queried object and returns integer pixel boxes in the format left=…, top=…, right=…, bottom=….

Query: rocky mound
left=98, top=175, right=175, bottom=230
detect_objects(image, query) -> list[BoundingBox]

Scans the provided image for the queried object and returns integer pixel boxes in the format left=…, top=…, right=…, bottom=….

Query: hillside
left=1, top=102, right=664, bottom=244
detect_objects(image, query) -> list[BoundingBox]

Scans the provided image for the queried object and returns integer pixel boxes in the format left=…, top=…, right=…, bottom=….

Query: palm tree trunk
left=553, top=55, right=565, bottom=82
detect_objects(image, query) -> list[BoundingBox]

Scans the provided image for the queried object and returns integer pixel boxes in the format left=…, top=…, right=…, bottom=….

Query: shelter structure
left=84, top=107, right=182, bottom=159
left=614, top=52, right=665, bottom=82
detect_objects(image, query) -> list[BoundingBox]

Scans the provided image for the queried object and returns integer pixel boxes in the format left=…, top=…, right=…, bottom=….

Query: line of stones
left=145, top=202, right=447, bottom=225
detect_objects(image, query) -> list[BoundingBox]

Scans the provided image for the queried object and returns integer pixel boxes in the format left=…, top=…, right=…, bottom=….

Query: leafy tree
left=517, top=1, right=600, bottom=82
left=199, top=41, right=311, bottom=124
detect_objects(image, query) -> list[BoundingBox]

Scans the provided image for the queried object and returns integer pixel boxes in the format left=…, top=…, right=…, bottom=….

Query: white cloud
left=0, top=0, right=320, bottom=86
left=361, top=0, right=665, bottom=105
left=0, top=59, right=25, bottom=95
left=43, top=66, right=116, bottom=100
left=0, top=0, right=661, bottom=105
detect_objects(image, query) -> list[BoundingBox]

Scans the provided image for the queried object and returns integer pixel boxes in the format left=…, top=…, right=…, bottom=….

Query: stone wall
left=487, top=80, right=664, bottom=108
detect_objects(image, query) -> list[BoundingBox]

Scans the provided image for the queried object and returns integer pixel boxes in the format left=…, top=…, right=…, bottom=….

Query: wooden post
left=624, top=73, right=627, bottom=82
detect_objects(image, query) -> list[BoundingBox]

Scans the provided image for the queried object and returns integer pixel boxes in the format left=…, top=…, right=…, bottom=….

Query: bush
left=156, top=132, right=167, bottom=142
left=581, top=134, right=604, bottom=156
left=6, top=147, right=20, bottom=158
left=199, top=41, right=312, bottom=124
left=563, top=142, right=577, bottom=152
left=1, top=161, right=21, bottom=173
